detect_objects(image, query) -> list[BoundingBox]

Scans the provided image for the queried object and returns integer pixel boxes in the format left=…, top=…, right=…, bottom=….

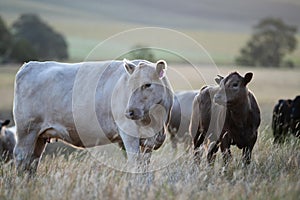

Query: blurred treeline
left=0, top=14, right=298, bottom=68
left=0, top=14, right=68, bottom=63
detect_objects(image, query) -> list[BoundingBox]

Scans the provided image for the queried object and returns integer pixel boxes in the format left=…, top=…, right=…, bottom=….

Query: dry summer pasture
left=0, top=64, right=300, bottom=199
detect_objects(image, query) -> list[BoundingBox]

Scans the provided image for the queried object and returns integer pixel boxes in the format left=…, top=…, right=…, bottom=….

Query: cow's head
left=123, top=59, right=171, bottom=123
left=214, top=72, right=253, bottom=107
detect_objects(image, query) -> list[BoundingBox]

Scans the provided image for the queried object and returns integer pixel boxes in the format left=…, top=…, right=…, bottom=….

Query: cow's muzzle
left=213, top=93, right=226, bottom=106
left=125, top=108, right=143, bottom=120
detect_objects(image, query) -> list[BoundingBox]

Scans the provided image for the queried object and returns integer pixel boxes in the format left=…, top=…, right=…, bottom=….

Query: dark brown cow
left=190, top=72, right=261, bottom=166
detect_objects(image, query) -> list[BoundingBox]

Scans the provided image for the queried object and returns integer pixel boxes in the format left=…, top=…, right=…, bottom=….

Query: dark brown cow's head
left=214, top=72, right=253, bottom=107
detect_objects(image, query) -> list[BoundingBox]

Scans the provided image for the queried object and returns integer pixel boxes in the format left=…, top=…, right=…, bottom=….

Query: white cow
left=13, top=59, right=173, bottom=174
left=167, top=90, right=197, bottom=149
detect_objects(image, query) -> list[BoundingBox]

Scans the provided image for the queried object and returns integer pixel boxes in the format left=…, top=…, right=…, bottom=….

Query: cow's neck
left=228, top=98, right=250, bottom=128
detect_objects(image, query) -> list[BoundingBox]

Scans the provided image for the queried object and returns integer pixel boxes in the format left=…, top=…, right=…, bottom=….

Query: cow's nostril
left=129, top=110, right=134, bottom=117
left=125, top=108, right=143, bottom=120
left=125, top=109, right=135, bottom=119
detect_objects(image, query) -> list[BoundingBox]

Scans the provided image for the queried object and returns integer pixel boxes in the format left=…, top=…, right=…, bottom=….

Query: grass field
left=0, top=64, right=299, bottom=199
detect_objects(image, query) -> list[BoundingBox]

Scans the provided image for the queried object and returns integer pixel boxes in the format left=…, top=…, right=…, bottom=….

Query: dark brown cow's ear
left=215, top=75, right=224, bottom=85
left=243, top=72, right=253, bottom=86
left=123, top=59, right=136, bottom=75
left=156, top=60, right=167, bottom=79
left=287, top=99, right=293, bottom=107
left=2, top=119, right=10, bottom=126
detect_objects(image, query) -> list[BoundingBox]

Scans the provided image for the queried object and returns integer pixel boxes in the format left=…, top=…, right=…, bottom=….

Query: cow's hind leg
left=220, top=132, right=232, bottom=166
left=193, top=130, right=205, bottom=164
left=31, top=137, right=47, bottom=173
left=170, top=133, right=178, bottom=150
left=206, top=141, right=219, bottom=166
left=14, top=132, right=46, bottom=176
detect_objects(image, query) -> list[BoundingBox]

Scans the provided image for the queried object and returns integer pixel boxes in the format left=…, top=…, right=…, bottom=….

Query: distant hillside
left=0, top=0, right=299, bottom=64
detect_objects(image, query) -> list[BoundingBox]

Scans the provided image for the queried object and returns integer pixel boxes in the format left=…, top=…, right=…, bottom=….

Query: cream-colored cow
left=13, top=59, right=173, bottom=174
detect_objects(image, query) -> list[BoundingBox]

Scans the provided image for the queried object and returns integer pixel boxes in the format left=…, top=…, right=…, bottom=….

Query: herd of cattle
left=0, top=59, right=299, bottom=175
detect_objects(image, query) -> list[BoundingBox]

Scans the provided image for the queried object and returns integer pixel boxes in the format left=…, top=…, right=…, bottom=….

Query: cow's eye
left=232, top=83, right=239, bottom=88
left=142, top=83, right=151, bottom=90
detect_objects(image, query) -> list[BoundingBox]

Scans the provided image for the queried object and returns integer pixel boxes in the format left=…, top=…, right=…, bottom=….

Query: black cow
left=290, top=96, right=300, bottom=138
left=272, top=95, right=300, bottom=143
left=272, top=99, right=292, bottom=143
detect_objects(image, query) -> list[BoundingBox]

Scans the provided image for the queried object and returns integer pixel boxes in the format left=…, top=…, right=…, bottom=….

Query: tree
left=6, top=38, right=38, bottom=63
left=11, top=14, right=68, bottom=61
left=122, top=45, right=156, bottom=62
left=0, top=15, right=12, bottom=57
left=236, top=18, right=298, bottom=67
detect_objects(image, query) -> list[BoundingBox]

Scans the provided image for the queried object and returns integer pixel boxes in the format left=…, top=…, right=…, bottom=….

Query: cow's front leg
left=119, top=131, right=140, bottom=168
left=242, top=133, right=257, bottom=166
left=206, top=141, right=219, bottom=166
left=242, top=146, right=252, bottom=166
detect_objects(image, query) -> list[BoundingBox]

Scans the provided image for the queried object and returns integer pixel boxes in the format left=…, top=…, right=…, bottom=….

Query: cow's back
left=14, top=62, right=78, bottom=120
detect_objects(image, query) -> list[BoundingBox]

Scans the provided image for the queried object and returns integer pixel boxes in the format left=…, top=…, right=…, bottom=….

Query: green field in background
left=1, top=0, right=299, bottom=65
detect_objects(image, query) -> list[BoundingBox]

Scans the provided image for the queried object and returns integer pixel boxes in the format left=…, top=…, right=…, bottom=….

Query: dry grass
left=0, top=64, right=300, bottom=199
left=1, top=132, right=299, bottom=200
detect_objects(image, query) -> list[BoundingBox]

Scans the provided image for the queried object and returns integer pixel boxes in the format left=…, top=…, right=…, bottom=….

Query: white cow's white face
left=123, top=59, right=168, bottom=122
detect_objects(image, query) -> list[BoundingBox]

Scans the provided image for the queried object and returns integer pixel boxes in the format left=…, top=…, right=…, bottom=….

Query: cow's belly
left=38, top=116, right=120, bottom=148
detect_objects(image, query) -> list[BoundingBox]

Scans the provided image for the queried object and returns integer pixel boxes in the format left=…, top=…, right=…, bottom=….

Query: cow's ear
left=287, top=99, right=293, bottom=107
left=156, top=60, right=167, bottom=79
left=123, top=59, right=136, bottom=75
left=214, top=75, right=224, bottom=85
left=2, top=119, right=10, bottom=126
left=243, top=72, right=253, bottom=86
